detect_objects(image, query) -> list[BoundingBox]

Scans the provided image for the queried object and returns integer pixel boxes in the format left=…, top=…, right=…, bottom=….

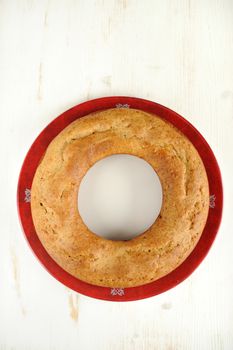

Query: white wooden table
left=1, top=1, right=233, bottom=349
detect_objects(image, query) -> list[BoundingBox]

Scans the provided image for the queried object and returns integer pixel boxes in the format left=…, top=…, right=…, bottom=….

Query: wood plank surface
left=0, top=0, right=232, bottom=349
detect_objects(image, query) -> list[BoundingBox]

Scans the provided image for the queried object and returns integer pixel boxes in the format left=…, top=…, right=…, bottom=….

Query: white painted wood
left=0, top=0, right=232, bottom=349
left=78, top=154, right=163, bottom=240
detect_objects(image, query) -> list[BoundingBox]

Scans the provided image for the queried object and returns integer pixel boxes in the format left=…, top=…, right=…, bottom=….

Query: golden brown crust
left=31, top=108, right=209, bottom=287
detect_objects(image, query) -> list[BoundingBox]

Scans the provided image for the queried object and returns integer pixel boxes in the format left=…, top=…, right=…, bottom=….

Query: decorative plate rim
left=17, top=96, right=223, bottom=301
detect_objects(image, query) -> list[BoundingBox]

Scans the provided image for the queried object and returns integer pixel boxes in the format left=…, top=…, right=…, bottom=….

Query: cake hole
left=77, top=154, right=163, bottom=241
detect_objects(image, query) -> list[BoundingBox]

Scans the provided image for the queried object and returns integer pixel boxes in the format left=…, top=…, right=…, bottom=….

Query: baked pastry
left=31, top=108, right=209, bottom=287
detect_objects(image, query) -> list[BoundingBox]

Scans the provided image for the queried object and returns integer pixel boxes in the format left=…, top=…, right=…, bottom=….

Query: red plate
left=17, top=97, right=223, bottom=301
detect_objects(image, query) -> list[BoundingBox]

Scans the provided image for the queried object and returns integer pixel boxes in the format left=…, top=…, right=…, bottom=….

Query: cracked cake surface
left=31, top=108, right=209, bottom=287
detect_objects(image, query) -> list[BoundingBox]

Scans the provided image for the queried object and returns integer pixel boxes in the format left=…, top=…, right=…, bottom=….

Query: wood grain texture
left=0, top=0, right=232, bottom=349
